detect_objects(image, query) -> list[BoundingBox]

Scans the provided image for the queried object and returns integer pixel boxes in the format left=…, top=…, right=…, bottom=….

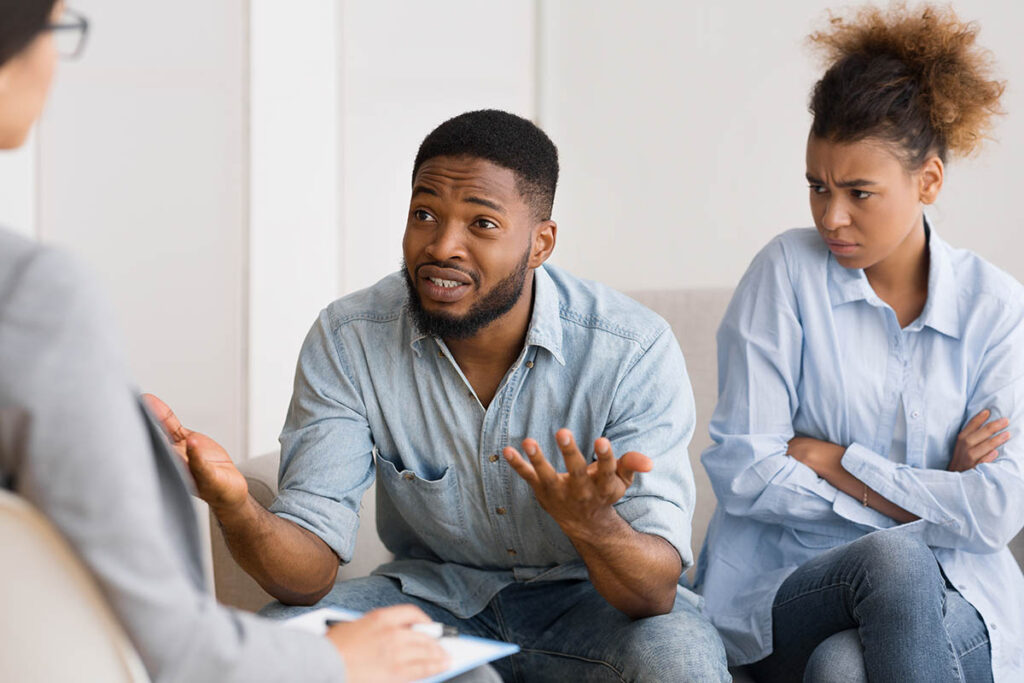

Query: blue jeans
left=747, top=529, right=992, bottom=683
left=263, top=577, right=729, bottom=682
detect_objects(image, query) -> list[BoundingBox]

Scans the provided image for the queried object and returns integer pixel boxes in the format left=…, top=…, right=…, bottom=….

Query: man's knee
left=321, top=575, right=407, bottom=611
left=804, top=630, right=867, bottom=683
left=615, top=603, right=730, bottom=682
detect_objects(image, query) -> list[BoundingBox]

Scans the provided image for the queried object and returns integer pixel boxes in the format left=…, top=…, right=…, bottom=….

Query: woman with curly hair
left=697, top=5, right=1022, bottom=682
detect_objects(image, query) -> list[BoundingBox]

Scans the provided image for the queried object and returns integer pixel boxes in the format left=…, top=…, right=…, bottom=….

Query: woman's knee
left=849, top=531, right=941, bottom=594
left=803, top=630, right=867, bottom=683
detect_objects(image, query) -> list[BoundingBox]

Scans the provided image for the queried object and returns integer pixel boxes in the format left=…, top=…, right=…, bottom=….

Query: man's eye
left=808, top=184, right=827, bottom=195
left=851, top=190, right=872, bottom=200
left=413, top=209, right=435, bottom=222
left=475, top=219, right=498, bottom=229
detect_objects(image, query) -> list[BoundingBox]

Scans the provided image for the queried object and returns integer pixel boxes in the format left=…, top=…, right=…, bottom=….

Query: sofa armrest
left=210, top=451, right=395, bottom=612
left=209, top=452, right=279, bottom=612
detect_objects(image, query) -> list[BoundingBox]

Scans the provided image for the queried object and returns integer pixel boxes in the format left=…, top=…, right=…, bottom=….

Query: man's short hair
left=412, top=109, right=559, bottom=221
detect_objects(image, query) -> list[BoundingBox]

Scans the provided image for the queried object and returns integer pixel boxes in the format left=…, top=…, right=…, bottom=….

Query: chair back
left=0, top=490, right=150, bottom=682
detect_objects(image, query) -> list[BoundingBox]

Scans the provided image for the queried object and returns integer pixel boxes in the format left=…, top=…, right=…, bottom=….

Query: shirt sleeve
left=605, top=324, right=698, bottom=568
left=0, top=246, right=345, bottom=683
left=268, top=309, right=376, bottom=563
left=701, top=237, right=895, bottom=536
left=841, top=298, right=1024, bottom=554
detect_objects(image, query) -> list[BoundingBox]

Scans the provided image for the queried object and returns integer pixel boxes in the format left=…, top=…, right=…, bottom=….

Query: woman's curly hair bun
left=809, top=3, right=1005, bottom=163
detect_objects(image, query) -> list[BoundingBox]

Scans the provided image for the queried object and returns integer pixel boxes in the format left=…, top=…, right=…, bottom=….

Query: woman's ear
left=918, top=156, right=944, bottom=205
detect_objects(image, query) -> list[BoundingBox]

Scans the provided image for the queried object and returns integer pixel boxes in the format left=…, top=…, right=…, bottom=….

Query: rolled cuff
left=615, top=495, right=693, bottom=568
left=269, top=489, right=360, bottom=563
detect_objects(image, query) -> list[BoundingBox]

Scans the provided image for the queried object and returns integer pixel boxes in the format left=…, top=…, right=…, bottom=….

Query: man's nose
left=424, top=221, right=466, bottom=261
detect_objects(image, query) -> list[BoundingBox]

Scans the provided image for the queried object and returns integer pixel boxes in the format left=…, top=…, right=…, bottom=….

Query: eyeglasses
left=46, top=7, right=89, bottom=60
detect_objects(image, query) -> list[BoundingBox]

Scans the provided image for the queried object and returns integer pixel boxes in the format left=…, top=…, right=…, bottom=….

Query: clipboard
left=283, top=607, right=519, bottom=682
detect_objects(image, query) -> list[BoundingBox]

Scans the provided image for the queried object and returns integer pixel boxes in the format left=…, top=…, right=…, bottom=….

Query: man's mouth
left=417, top=265, right=475, bottom=303
left=428, top=277, right=464, bottom=289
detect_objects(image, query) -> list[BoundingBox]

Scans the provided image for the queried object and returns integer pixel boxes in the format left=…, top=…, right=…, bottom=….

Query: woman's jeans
left=748, top=529, right=992, bottom=683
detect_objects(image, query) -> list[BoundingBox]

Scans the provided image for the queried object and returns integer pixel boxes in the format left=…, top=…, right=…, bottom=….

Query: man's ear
left=918, top=156, right=944, bottom=205
left=529, top=220, right=557, bottom=268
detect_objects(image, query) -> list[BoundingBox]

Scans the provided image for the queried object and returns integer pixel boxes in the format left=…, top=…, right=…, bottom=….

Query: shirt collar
left=524, top=265, right=566, bottom=365
left=408, top=264, right=566, bottom=364
left=827, top=216, right=961, bottom=339
left=912, top=228, right=960, bottom=338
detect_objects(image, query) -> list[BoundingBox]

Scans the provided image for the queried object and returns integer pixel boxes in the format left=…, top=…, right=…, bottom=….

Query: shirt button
left=488, top=454, right=499, bottom=463
left=990, top=623, right=997, bottom=631
left=911, top=411, right=920, bottom=419
left=525, top=361, right=534, bottom=369
left=495, top=507, right=507, bottom=515
left=403, top=473, right=414, bottom=481
left=506, top=548, right=517, bottom=556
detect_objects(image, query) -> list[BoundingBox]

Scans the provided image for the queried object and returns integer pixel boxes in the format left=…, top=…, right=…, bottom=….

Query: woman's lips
left=825, top=239, right=858, bottom=256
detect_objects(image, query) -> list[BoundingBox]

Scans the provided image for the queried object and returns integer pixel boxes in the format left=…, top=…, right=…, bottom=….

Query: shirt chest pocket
left=374, top=449, right=467, bottom=549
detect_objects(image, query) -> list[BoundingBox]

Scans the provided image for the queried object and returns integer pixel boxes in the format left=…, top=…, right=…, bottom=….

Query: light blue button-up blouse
left=696, top=227, right=1024, bottom=682
left=269, top=264, right=699, bottom=619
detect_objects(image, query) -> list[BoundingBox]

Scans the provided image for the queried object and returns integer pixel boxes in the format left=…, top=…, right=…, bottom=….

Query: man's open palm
left=143, top=393, right=249, bottom=513
left=503, top=429, right=651, bottom=538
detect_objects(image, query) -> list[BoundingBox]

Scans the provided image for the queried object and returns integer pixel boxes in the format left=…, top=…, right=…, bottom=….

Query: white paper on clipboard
left=283, top=607, right=519, bottom=682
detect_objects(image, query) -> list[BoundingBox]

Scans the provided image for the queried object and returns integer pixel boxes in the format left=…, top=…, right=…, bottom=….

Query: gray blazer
left=0, top=228, right=345, bottom=682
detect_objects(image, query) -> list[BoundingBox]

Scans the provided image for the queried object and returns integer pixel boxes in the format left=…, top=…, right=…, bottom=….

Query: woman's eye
left=413, top=209, right=435, bottom=222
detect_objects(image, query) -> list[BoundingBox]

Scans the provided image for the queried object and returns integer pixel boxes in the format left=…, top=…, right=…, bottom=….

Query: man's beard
left=402, top=249, right=531, bottom=340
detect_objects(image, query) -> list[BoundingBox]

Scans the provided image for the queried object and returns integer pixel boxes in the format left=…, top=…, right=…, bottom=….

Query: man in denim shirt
left=159, top=110, right=728, bottom=681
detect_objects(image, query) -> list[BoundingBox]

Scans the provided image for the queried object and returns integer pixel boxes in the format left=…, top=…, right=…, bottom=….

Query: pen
left=325, top=618, right=458, bottom=639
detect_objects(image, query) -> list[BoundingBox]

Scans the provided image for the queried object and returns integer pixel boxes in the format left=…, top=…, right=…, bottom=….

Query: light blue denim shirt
left=696, top=227, right=1024, bottom=681
left=269, top=264, right=697, bottom=618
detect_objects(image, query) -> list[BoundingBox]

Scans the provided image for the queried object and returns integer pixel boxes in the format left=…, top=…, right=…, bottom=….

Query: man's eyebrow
left=805, top=173, right=878, bottom=188
left=412, top=185, right=440, bottom=198
left=465, top=196, right=504, bottom=212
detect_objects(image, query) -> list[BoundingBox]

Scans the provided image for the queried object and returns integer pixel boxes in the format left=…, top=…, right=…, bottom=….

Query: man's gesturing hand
left=503, top=429, right=651, bottom=540
left=143, top=393, right=249, bottom=514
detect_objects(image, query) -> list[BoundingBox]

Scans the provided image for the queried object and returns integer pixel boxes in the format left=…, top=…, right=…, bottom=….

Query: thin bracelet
left=862, top=483, right=869, bottom=507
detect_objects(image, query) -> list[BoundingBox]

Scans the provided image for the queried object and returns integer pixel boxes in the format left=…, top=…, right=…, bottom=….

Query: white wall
left=337, top=0, right=537, bottom=295
left=540, top=0, right=1024, bottom=290
left=249, top=0, right=340, bottom=457
left=37, top=0, right=249, bottom=459
left=0, top=130, right=36, bottom=236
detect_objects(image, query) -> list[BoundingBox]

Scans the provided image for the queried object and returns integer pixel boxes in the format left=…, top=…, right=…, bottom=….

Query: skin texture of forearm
left=789, top=436, right=919, bottom=524
left=215, top=495, right=340, bottom=605
left=563, top=507, right=681, bottom=618
left=821, top=465, right=918, bottom=524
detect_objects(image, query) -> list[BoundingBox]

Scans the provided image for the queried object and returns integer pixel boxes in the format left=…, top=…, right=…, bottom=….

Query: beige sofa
left=212, top=288, right=1024, bottom=667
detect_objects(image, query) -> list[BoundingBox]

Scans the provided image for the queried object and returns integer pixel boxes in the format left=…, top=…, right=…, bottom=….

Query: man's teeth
left=429, top=277, right=463, bottom=288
